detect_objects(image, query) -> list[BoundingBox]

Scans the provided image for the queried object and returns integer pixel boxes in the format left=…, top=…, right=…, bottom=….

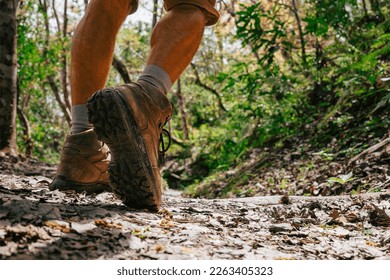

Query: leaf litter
left=0, top=156, right=390, bottom=259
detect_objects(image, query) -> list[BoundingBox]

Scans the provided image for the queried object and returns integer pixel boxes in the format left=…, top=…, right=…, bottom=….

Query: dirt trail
left=1, top=170, right=389, bottom=260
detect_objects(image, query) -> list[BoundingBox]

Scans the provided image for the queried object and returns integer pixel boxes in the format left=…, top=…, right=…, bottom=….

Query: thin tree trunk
left=52, top=0, right=61, bottom=32
left=16, top=79, right=33, bottom=157
left=112, top=56, right=132, bottom=84
left=17, top=108, right=33, bottom=157
left=0, top=0, right=20, bottom=156
left=362, top=0, right=369, bottom=17
left=291, top=0, right=307, bottom=65
left=40, top=0, right=71, bottom=126
left=173, top=78, right=189, bottom=140
left=53, top=0, right=71, bottom=111
left=152, top=0, right=159, bottom=28
left=61, top=0, right=71, bottom=112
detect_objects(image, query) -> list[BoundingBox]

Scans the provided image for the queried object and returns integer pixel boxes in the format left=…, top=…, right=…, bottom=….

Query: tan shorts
left=130, top=0, right=219, bottom=26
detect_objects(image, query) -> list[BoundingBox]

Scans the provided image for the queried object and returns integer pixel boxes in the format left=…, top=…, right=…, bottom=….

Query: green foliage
left=173, top=0, right=389, bottom=195
left=107, top=21, right=151, bottom=85
left=16, top=1, right=69, bottom=162
left=235, top=2, right=287, bottom=65
left=327, top=172, right=356, bottom=185
left=14, top=0, right=389, bottom=191
left=304, top=0, right=358, bottom=37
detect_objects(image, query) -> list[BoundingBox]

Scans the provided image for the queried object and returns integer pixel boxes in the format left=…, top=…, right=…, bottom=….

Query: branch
left=349, top=137, right=390, bottom=165
left=190, top=63, right=228, bottom=113
left=16, top=79, right=33, bottom=157
left=221, top=0, right=236, bottom=18
left=291, top=0, right=307, bottom=65
left=48, top=75, right=71, bottom=125
left=112, top=56, right=131, bottom=84
left=61, top=0, right=71, bottom=111
left=17, top=107, right=33, bottom=157
left=173, top=78, right=189, bottom=140
left=40, top=0, right=70, bottom=125
left=52, top=0, right=61, bottom=33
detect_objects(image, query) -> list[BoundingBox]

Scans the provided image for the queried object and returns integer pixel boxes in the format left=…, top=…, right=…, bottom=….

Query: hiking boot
left=86, top=81, right=173, bottom=211
left=50, top=129, right=111, bottom=194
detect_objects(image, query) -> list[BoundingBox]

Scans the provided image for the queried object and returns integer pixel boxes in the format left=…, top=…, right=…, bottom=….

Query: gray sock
left=70, top=104, right=93, bottom=134
left=138, top=64, right=172, bottom=94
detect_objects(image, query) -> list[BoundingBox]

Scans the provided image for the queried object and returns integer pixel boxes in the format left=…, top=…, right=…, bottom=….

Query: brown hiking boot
left=86, top=81, right=173, bottom=211
left=50, top=129, right=111, bottom=194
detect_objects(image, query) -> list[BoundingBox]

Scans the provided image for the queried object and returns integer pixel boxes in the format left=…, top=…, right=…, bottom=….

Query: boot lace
left=158, top=114, right=172, bottom=165
left=159, top=128, right=171, bottom=164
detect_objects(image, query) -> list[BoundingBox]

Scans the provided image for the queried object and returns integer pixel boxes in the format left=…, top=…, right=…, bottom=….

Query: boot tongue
left=137, top=80, right=172, bottom=111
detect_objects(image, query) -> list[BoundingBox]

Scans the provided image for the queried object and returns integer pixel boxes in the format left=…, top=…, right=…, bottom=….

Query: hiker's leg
left=50, top=0, right=138, bottom=193
left=146, top=0, right=219, bottom=85
left=71, top=0, right=138, bottom=105
left=86, top=0, right=220, bottom=210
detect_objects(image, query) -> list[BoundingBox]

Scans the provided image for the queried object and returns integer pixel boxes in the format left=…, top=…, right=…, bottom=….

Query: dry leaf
left=94, top=219, right=122, bottom=229
left=44, top=220, right=71, bottom=233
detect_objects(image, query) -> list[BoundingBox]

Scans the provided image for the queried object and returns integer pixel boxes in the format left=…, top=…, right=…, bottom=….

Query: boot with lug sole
left=50, top=129, right=111, bottom=194
left=87, top=81, right=173, bottom=211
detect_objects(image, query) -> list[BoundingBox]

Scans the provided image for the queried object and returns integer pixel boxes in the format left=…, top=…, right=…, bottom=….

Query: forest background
left=1, top=0, right=389, bottom=199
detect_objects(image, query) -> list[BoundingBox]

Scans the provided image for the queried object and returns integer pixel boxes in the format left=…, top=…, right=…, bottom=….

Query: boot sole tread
left=87, top=88, right=160, bottom=211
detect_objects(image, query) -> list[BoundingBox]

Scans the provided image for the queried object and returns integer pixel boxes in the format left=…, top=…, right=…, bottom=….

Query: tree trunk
left=17, top=107, right=33, bottom=157
left=362, top=0, right=369, bottom=17
left=52, top=0, right=61, bottom=32
left=17, top=80, right=33, bottom=157
left=291, top=0, right=307, bottom=65
left=152, top=0, right=159, bottom=28
left=41, top=0, right=71, bottom=126
left=173, top=78, right=189, bottom=140
left=0, top=0, right=20, bottom=156
left=61, top=0, right=71, bottom=112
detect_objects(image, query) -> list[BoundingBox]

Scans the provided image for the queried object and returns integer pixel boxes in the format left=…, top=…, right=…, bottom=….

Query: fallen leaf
left=329, top=210, right=341, bottom=220
left=154, top=244, right=165, bottom=253
left=94, top=219, right=122, bottom=229
left=158, top=208, right=173, bottom=219
left=160, top=219, right=175, bottom=229
left=44, top=220, right=71, bottom=233
left=345, top=211, right=360, bottom=223
left=365, top=241, right=379, bottom=247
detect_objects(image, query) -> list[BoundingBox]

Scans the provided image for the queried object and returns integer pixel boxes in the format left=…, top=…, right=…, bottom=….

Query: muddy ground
left=0, top=156, right=389, bottom=260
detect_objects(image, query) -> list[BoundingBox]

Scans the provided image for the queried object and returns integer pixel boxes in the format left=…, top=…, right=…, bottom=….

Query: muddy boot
left=87, top=81, right=173, bottom=211
left=50, top=129, right=111, bottom=194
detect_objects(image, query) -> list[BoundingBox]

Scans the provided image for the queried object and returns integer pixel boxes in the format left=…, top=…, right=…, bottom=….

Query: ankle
left=137, top=64, right=172, bottom=94
left=70, top=104, right=93, bottom=134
